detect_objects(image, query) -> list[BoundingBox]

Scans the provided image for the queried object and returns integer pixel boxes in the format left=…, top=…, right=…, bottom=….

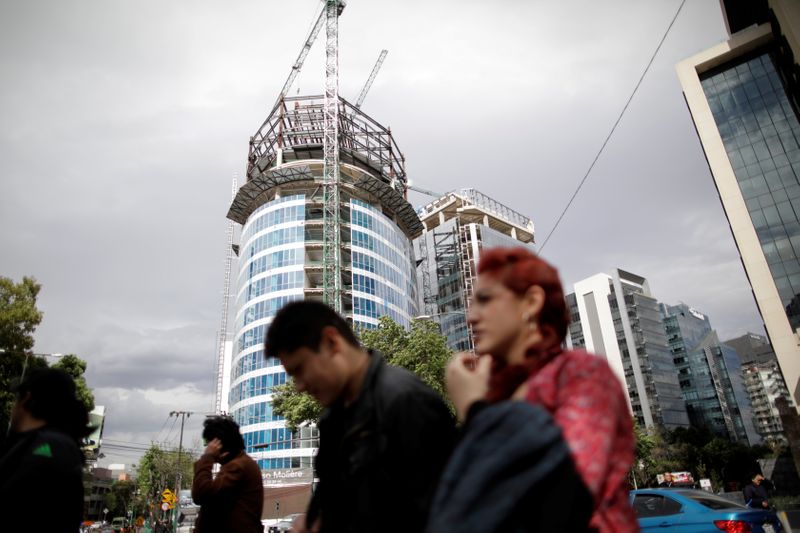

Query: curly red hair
left=476, top=247, right=570, bottom=402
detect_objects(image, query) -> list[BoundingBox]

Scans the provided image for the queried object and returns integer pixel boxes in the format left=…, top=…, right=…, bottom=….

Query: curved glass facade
left=227, top=181, right=419, bottom=474
left=230, top=195, right=307, bottom=466
left=350, top=198, right=418, bottom=330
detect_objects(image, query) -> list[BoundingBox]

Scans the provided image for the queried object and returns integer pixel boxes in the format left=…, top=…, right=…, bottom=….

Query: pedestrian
left=0, top=367, right=91, bottom=532
left=265, top=300, right=457, bottom=533
left=191, top=416, right=264, bottom=533
left=743, top=473, right=771, bottom=509
left=426, top=247, right=638, bottom=533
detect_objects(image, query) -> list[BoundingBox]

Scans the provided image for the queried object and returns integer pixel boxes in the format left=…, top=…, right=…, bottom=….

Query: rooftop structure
left=414, top=189, right=534, bottom=351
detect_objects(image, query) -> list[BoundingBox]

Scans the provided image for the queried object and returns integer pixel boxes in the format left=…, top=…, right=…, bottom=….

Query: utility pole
left=170, top=410, right=192, bottom=532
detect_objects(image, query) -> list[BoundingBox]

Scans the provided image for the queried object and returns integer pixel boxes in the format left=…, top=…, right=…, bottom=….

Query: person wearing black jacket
left=265, top=301, right=457, bottom=533
left=744, top=474, right=771, bottom=509
left=0, top=368, right=91, bottom=532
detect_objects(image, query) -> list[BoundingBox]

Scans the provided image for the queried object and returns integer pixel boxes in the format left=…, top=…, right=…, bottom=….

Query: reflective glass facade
left=350, top=198, right=417, bottom=330
left=227, top=190, right=419, bottom=473
left=702, top=52, right=800, bottom=330
left=230, top=195, right=306, bottom=465
left=662, top=304, right=759, bottom=445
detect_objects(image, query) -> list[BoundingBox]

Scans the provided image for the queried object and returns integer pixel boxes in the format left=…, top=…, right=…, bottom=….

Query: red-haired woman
left=426, top=247, right=638, bottom=533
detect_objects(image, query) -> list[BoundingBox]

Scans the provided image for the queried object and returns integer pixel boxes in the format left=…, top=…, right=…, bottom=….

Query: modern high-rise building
left=725, top=332, right=793, bottom=443
left=676, top=0, right=800, bottom=405
left=224, top=94, right=422, bottom=479
left=413, top=189, right=534, bottom=352
left=661, top=303, right=760, bottom=445
left=566, top=270, right=690, bottom=430
left=743, top=359, right=792, bottom=444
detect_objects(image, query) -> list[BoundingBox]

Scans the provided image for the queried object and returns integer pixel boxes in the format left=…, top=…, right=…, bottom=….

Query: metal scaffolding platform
left=246, top=95, right=406, bottom=189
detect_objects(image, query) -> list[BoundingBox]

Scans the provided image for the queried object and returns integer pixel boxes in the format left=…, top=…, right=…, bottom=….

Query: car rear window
left=681, top=492, right=747, bottom=510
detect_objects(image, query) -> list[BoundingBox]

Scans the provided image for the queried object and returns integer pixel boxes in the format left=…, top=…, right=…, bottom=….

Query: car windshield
left=680, top=492, right=747, bottom=510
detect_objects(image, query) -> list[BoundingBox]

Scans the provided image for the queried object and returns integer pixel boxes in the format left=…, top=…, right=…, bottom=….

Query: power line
left=538, top=0, right=687, bottom=252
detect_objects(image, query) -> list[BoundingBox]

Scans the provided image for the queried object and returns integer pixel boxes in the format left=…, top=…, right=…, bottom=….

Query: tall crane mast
left=322, top=0, right=345, bottom=313
left=214, top=176, right=237, bottom=414
left=355, top=49, right=388, bottom=108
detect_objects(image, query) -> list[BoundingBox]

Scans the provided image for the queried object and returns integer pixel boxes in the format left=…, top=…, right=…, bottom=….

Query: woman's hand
left=446, top=353, right=492, bottom=422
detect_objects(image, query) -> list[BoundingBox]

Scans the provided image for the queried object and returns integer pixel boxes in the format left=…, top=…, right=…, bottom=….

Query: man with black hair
left=743, top=473, right=771, bottom=509
left=265, top=300, right=456, bottom=533
left=0, top=368, right=91, bottom=532
left=192, top=416, right=264, bottom=533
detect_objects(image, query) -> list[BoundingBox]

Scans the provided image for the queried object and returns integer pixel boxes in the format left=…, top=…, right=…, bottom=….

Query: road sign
left=161, top=488, right=177, bottom=509
left=161, top=502, right=169, bottom=512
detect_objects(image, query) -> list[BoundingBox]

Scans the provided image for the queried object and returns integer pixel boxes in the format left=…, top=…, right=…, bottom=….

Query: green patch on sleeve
left=32, top=443, right=53, bottom=458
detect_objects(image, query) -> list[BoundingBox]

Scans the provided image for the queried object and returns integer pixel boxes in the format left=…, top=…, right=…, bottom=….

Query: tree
left=53, top=354, right=95, bottom=412
left=104, top=479, right=137, bottom=518
left=0, top=276, right=96, bottom=436
left=632, top=423, right=771, bottom=490
left=0, top=276, right=46, bottom=434
left=0, top=276, right=43, bottom=354
left=136, top=444, right=196, bottom=522
left=272, top=316, right=453, bottom=430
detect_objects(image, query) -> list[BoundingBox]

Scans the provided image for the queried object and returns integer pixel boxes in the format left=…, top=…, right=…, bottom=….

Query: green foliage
left=0, top=276, right=46, bottom=434
left=272, top=383, right=323, bottom=432
left=362, top=317, right=451, bottom=397
left=104, top=479, right=137, bottom=518
left=0, top=276, right=95, bottom=436
left=0, top=276, right=43, bottom=354
left=272, top=316, right=453, bottom=429
left=136, top=444, right=195, bottom=519
left=632, top=424, right=771, bottom=490
left=53, top=354, right=95, bottom=412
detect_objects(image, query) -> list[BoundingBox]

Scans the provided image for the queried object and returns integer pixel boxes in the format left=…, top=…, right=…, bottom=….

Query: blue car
left=630, top=489, right=783, bottom=532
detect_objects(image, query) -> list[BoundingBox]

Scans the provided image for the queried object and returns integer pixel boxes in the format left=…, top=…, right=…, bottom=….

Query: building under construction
left=221, top=1, right=422, bottom=483
left=414, top=189, right=535, bottom=352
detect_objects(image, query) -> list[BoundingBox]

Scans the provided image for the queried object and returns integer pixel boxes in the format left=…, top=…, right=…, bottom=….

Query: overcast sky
left=0, top=0, right=759, bottom=466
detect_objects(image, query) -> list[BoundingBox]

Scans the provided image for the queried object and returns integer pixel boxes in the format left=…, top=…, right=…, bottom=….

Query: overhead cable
left=538, top=0, right=687, bottom=252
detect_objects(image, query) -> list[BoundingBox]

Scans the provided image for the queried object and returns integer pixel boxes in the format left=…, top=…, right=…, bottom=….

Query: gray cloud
left=1, top=0, right=764, bottom=465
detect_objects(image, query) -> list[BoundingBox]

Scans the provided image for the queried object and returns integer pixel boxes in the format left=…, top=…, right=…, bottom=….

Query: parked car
left=630, top=489, right=783, bottom=532
left=268, top=514, right=305, bottom=533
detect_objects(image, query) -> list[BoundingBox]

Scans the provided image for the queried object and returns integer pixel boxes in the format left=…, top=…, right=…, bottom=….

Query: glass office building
left=701, top=53, right=800, bottom=330
left=662, top=303, right=760, bottom=445
left=677, top=1, right=800, bottom=406
left=225, top=95, right=421, bottom=479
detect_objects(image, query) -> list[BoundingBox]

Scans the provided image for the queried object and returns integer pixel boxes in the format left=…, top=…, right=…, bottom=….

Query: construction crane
left=274, top=1, right=328, bottom=114
left=247, top=1, right=330, bottom=177
left=407, top=183, right=444, bottom=198
left=355, top=49, right=388, bottom=108
left=322, top=0, right=345, bottom=313
left=214, top=176, right=237, bottom=414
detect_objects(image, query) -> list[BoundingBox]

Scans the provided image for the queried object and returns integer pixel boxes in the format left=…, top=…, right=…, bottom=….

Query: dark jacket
left=192, top=450, right=264, bottom=533
left=425, top=401, right=593, bottom=533
left=743, top=482, right=769, bottom=508
left=308, top=350, right=456, bottom=533
left=0, top=427, right=85, bottom=532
